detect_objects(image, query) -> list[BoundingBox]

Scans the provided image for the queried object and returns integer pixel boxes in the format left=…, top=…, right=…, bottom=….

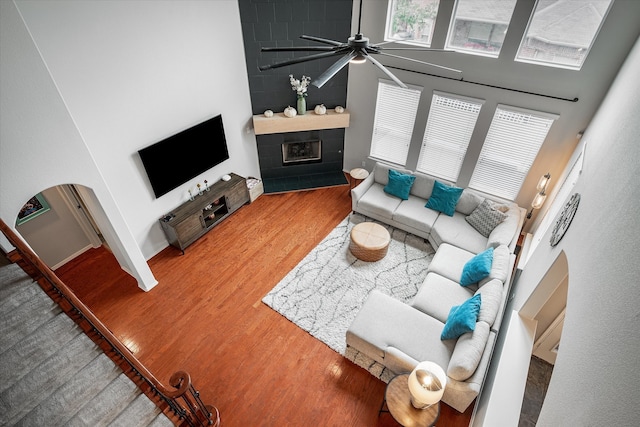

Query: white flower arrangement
left=289, top=74, right=311, bottom=98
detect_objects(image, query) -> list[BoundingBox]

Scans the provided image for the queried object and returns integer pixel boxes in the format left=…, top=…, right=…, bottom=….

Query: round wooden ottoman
left=350, top=222, right=391, bottom=262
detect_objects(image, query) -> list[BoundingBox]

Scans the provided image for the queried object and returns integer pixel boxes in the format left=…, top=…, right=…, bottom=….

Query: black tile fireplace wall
left=239, top=0, right=352, bottom=180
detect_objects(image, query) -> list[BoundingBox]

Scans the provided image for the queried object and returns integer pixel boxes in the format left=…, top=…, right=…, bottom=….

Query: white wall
left=480, top=34, right=640, bottom=426
left=0, top=0, right=156, bottom=290
left=343, top=0, right=640, bottom=209
left=1, top=1, right=258, bottom=267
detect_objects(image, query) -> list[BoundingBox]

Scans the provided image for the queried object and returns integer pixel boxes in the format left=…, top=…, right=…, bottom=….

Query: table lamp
left=408, top=361, right=446, bottom=409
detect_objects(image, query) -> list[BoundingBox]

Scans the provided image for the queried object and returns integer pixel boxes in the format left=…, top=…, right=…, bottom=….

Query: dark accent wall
left=238, top=0, right=353, bottom=180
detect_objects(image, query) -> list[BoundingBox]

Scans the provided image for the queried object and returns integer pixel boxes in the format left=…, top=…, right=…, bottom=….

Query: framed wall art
left=16, top=193, right=51, bottom=225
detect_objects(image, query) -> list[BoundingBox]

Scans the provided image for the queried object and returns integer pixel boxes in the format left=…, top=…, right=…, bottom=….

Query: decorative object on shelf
left=550, top=192, right=580, bottom=247
left=284, top=106, right=297, bottom=118
left=16, top=193, right=51, bottom=226
left=197, top=183, right=203, bottom=196
left=335, top=105, right=345, bottom=114
left=263, top=109, right=273, bottom=118
left=527, top=173, right=551, bottom=219
left=314, top=104, right=327, bottom=115
left=407, top=361, right=446, bottom=409
left=188, top=189, right=194, bottom=201
left=289, top=74, right=310, bottom=115
left=204, top=179, right=210, bottom=191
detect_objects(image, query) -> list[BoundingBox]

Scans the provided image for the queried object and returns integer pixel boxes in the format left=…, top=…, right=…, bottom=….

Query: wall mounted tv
left=138, top=114, right=229, bottom=198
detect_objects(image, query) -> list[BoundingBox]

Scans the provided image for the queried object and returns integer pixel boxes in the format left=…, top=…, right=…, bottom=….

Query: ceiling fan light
left=350, top=54, right=366, bottom=64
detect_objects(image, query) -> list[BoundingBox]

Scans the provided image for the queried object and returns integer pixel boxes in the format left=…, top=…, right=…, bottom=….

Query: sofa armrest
left=351, top=172, right=375, bottom=211
left=443, top=331, right=497, bottom=413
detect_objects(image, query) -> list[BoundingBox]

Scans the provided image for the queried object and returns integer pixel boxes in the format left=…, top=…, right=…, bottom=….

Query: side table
left=349, top=167, right=369, bottom=195
left=380, top=373, right=440, bottom=427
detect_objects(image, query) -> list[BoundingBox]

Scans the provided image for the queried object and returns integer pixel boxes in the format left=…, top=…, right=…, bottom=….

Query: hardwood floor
left=55, top=184, right=474, bottom=427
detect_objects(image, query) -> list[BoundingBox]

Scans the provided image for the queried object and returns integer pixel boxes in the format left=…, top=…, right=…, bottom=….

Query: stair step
left=108, top=391, right=162, bottom=427
left=66, top=372, right=141, bottom=427
left=0, top=333, right=100, bottom=424
left=0, top=282, right=62, bottom=352
left=0, top=264, right=32, bottom=299
left=148, top=412, right=176, bottom=427
left=0, top=312, right=81, bottom=394
left=18, top=352, right=122, bottom=426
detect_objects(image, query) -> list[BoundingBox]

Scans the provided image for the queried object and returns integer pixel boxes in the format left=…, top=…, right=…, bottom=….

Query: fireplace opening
left=282, top=140, right=322, bottom=165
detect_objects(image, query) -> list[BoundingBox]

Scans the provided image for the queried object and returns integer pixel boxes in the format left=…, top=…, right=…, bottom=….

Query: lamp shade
left=408, top=361, right=446, bottom=409
left=536, top=173, right=551, bottom=192
left=531, top=192, right=547, bottom=209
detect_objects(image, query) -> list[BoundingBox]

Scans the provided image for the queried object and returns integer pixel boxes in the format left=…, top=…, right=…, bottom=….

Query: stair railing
left=0, top=219, right=219, bottom=427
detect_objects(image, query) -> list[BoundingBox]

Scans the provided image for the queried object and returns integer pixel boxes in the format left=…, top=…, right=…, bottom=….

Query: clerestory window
left=516, top=0, right=614, bottom=69
left=446, top=0, right=518, bottom=57
left=385, top=0, right=441, bottom=47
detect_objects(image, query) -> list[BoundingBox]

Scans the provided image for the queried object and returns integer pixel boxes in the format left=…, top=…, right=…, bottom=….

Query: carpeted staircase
left=0, top=262, right=173, bottom=426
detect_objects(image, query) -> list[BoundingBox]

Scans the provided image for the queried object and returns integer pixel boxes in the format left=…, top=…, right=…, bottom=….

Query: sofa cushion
left=460, top=247, right=494, bottom=286
left=392, top=196, right=440, bottom=234
left=441, top=294, right=482, bottom=340
left=480, top=244, right=510, bottom=285
left=447, top=321, right=490, bottom=381
left=456, top=189, right=484, bottom=215
left=474, top=279, right=503, bottom=326
left=374, top=162, right=412, bottom=186
left=410, top=172, right=436, bottom=200
left=412, top=272, right=475, bottom=323
left=427, top=243, right=475, bottom=286
left=431, top=212, right=488, bottom=254
left=425, top=181, right=464, bottom=216
left=384, top=169, right=416, bottom=200
left=356, top=183, right=402, bottom=220
left=487, top=204, right=521, bottom=249
left=466, top=200, right=508, bottom=237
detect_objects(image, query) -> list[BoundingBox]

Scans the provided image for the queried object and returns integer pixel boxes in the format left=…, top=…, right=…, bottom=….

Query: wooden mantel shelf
left=252, top=109, right=350, bottom=135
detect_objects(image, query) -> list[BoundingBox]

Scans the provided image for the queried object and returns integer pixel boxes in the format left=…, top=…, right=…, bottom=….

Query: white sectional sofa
left=346, top=162, right=526, bottom=412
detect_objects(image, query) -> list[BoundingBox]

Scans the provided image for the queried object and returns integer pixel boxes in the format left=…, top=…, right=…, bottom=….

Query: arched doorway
left=14, top=184, right=103, bottom=270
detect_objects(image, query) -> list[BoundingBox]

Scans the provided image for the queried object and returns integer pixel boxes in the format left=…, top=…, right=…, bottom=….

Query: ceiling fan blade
left=376, top=47, right=455, bottom=52
left=376, top=52, right=462, bottom=75
left=262, top=46, right=337, bottom=52
left=365, top=54, right=408, bottom=89
left=300, top=35, right=345, bottom=47
left=259, top=50, right=345, bottom=71
left=312, top=51, right=358, bottom=88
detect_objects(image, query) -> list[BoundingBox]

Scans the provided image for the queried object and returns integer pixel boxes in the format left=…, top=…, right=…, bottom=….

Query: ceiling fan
left=258, top=0, right=462, bottom=89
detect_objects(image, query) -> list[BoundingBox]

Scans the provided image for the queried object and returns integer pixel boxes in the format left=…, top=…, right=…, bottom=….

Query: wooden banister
left=0, top=219, right=219, bottom=427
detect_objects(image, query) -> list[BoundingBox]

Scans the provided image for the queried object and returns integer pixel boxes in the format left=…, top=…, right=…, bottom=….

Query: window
left=417, top=92, right=483, bottom=181
left=469, top=105, right=558, bottom=200
left=446, top=0, right=518, bottom=57
left=516, top=0, right=613, bottom=69
left=385, top=0, right=441, bottom=46
left=370, top=80, right=423, bottom=166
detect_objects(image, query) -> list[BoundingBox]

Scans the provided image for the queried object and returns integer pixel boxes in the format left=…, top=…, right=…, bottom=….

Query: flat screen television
left=138, top=114, right=229, bottom=198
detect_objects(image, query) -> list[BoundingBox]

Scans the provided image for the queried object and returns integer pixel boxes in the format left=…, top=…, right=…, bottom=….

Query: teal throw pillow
left=460, top=247, right=494, bottom=287
left=425, top=181, right=464, bottom=216
left=441, top=294, right=482, bottom=340
left=384, top=169, right=415, bottom=200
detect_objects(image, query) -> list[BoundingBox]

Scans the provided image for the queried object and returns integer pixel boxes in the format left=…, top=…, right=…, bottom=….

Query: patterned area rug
left=262, top=213, right=435, bottom=381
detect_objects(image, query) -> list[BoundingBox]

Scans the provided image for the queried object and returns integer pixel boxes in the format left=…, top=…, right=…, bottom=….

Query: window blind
left=369, top=80, right=422, bottom=166
left=469, top=105, right=558, bottom=200
left=417, top=91, right=484, bottom=181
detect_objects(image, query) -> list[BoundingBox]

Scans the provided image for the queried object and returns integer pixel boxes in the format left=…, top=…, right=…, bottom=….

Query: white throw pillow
left=447, top=321, right=490, bottom=381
